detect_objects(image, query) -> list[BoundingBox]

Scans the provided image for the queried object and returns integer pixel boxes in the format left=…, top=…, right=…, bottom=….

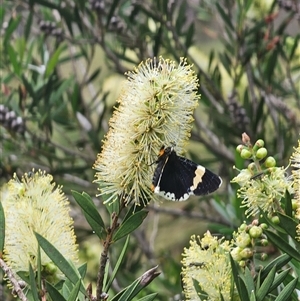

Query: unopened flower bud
left=236, top=232, right=251, bottom=248
left=240, top=248, right=253, bottom=259
left=249, top=225, right=263, bottom=238
left=231, top=247, right=243, bottom=261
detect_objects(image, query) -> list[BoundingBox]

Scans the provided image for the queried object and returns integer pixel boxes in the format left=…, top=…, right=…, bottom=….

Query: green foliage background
left=1, top=0, right=299, bottom=300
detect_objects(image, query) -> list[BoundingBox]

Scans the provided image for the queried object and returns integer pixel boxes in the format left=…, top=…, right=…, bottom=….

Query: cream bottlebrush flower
left=291, top=140, right=300, bottom=221
left=181, top=232, right=239, bottom=301
left=94, top=57, right=199, bottom=205
left=232, top=167, right=292, bottom=217
left=1, top=170, right=78, bottom=281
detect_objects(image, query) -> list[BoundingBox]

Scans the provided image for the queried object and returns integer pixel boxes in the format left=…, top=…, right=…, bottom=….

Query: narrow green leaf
left=265, top=230, right=300, bottom=261
left=274, top=277, right=298, bottom=301
left=29, top=264, right=40, bottom=301
left=185, top=22, right=194, bottom=49
left=192, top=277, right=209, bottom=298
left=67, top=279, right=81, bottom=301
left=85, top=68, right=101, bottom=84
left=21, top=74, right=36, bottom=101
left=284, top=190, right=293, bottom=217
left=7, top=44, right=20, bottom=76
left=24, top=10, right=33, bottom=41
left=136, top=293, right=158, bottom=301
left=105, top=236, right=130, bottom=292
left=244, top=267, right=255, bottom=295
left=0, top=201, right=5, bottom=253
left=35, top=233, right=86, bottom=295
left=110, top=278, right=140, bottom=301
left=123, top=201, right=145, bottom=223
left=46, top=281, right=67, bottom=301
left=78, top=263, right=87, bottom=279
left=36, top=245, right=42, bottom=289
left=269, top=269, right=291, bottom=292
left=219, top=52, right=232, bottom=76
left=250, top=290, right=257, bottom=301
left=45, top=44, right=65, bottom=77
left=289, top=35, right=300, bottom=61
left=3, top=16, right=21, bottom=46
left=216, top=3, right=234, bottom=30
left=104, top=195, right=120, bottom=215
left=230, top=255, right=250, bottom=301
left=278, top=212, right=297, bottom=238
left=256, top=265, right=276, bottom=301
left=261, top=254, right=291, bottom=280
left=72, top=191, right=106, bottom=239
left=113, top=211, right=148, bottom=242
left=0, top=7, right=5, bottom=27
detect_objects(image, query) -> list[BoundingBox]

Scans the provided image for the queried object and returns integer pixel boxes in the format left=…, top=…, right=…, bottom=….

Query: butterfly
left=151, top=146, right=222, bottom=201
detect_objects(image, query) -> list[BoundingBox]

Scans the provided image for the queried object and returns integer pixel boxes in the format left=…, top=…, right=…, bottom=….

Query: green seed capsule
left=241, top=149, right=252, bottom=159
left=236, top=144, right=244, bottom=153
left=255, top=139, right=265, bottom=148
left=264, top=156, right=276, bottom=167
left=255, top=147, right=267, bottom=159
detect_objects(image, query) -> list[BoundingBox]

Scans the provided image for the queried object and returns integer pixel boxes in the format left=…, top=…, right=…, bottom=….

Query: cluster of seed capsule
left=236, top=138, right=277, bottom=174
left=231, top=220, right=268, bottom=267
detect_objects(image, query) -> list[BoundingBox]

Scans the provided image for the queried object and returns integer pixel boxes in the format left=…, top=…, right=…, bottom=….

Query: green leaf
left=24, top=10, right=33, bottom=41
left=110, top=278, right=140, bottom=301
left=105, top=235, right=130, bottom=292
left=0, top=201, right=5, bottom=253
left=113, top=210, right=148, bottom=242
left=45, top=44, right=65, bottom=77
left=274, top=277, right=298, bottom=301
left=72, top=191, right=106, bottom=239
left=278, top=212, right=297, bottom=238
left=67, top=279, right=81, bottom=301
left=35, top=233, right=86, bottom=295
left=284, top=190, right=293, bottom=217
left=136, top=293, right=158, bottom=301
left=269, top=269, right=291, bottom=292
left=230, top=255, right=250, bottom=301
left=46, top=281, right=67, bottom=301
left=192, top=277, right=209, bottom=298
left=78, top=263, right=87, bottom=279
left=244, top=267, right=255, bottom=295
left=261, top=253, right=291, bottom=280
left=216, top=3, right=234, bottom=30
left=219, top=52, right=232, bottom=76
left=256, top=265, right=276, bottom=301
left=85, top=68, right=101, bottom=84
left=185, top=22, right=195, bottom=49
left=29, top=264, right=40, bottom=301
left=289, top=35, right=300, bottom=61
left=250, top=290, right=257, bottom=301
left=3, top=15, right=21, bottom=46
left=7, top=44, right=21, bottom=76
left=265, top=230, right=300, bottom=261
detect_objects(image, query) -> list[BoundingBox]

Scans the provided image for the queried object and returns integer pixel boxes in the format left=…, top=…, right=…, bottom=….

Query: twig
left=0, top=258, right=28, bottom=301
left=96, top=202, right=125, bottom=300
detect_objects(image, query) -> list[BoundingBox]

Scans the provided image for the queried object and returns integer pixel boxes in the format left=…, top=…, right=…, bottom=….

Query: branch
left=0, top=258, right=28, bottom=301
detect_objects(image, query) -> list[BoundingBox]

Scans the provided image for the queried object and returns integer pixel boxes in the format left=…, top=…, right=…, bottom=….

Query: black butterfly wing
left=155, top=151, right=222, bottom=201
left=155, top=152, right=197, bottom=201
